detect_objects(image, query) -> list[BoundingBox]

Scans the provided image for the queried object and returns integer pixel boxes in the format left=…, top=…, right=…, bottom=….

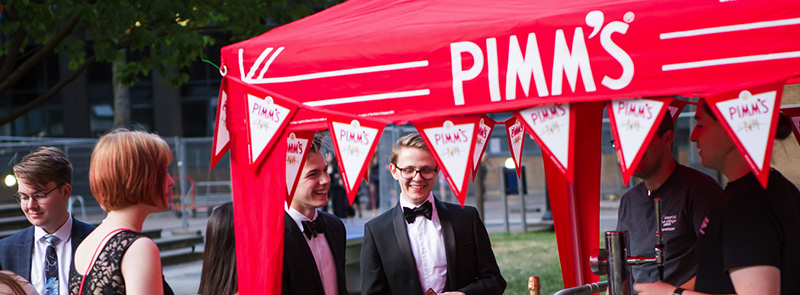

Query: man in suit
left=360, top=133, right=506, bottom=295
left=0, top=147, right=95, bottom=295
left=283, top=134, right=347, bottom=295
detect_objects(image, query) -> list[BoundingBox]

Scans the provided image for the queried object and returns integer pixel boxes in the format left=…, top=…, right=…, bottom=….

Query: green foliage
left=0, top=0, right=343, bottom=87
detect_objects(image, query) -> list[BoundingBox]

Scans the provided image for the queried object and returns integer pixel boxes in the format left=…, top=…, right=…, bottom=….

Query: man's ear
left=663, top=129, right=675, bottom=145
left=389, top=164, right=399, bottom=180
left=61, top=183, right=72, bottom=202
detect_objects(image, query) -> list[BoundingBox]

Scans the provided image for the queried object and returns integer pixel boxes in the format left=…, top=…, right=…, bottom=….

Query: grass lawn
left=490, top=231, right=564, bottom=295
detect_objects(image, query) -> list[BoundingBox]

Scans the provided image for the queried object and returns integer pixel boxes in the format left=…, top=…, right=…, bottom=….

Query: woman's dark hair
left=0, top=272, right=27, bottom=295
left=698, top=97, right=792, bottom=140
left=198, top=202, right=237, bottom=295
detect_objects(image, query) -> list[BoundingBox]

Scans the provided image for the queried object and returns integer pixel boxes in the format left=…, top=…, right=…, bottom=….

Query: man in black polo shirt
left=615, top=113, right=722, bottom=289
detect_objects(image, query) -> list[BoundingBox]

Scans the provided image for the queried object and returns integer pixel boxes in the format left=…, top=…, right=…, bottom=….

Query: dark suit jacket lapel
left=392, top=203, right=423, bottom=293
left=284, top=212, right=324, bottom=294
left=435, top=198, right=458, bottom=290
left=18, top=227, right=34, bottom=280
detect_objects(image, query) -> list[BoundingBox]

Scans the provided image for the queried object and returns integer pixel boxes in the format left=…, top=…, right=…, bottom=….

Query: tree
left=0, top=0, right=340, bottom=126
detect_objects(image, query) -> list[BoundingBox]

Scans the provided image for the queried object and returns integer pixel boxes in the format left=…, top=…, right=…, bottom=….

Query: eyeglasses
left=393, top=165, right=438, bottom=180
left=15, top=183, right=66, bottom=204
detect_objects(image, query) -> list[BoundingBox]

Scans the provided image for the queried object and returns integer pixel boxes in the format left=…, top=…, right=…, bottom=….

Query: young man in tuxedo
left=0, top=147, right=95, bottom=295
left=360, top=133, right=506, bottom=295
left=283, top=134, right=347, bottom=295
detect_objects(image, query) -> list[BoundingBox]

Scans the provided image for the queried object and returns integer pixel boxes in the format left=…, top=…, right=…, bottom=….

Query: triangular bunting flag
left=668, top=98, right=690, bottom=122
left=414, top=116, right=479, bottom=207
left=782, top=107, right=800, bottom=147
left=328, top=116, right=384, bottom=205
left=505, top=117, right=525, bottom=179
left=705, top=81, right=784, bottom=188
left=285, top=131, right=315, bottom=206
left=607, top=97, right=672, bottom=186
left=472, top=115, right=495, bottom=180
left=244, top=88, right=297, bottom=168
left=515, top=103, right=574, bottom=183
left=211, top=80, right=230, bottom=170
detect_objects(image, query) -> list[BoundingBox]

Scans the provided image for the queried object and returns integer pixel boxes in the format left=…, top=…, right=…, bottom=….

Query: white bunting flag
left=415, top=117, right=478, bottom=207
left=505, top=118, right=525, bottom=179
left=515, top=103, right=574, bottom=182
left=472, top=116, right=495, bottom=180
left=285, top=131, right=314, bottom=204
left=211, top=87, right=230, bottom=170
left=706, top=82, right=784, bottom=188
left=607, top=97, right=671, bottom=185
left=328, top=117, right=384, bottom=204
left=246, top=94, right=293, bottom=166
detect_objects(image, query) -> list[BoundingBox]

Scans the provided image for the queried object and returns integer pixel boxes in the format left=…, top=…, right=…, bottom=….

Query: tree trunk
left=112, top=51, right=130, bottom=129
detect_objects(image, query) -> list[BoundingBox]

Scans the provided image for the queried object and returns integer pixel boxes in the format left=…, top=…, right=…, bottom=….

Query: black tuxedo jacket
left=0, top=217, right=95, bottom=281
left=360, top=198, right=506, bottom=295
left=282, top=211, right=347, bottom=295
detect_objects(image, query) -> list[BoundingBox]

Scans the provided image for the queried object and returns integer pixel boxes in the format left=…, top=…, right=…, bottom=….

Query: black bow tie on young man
left=404, top=201, right=433, bottom=223
left=301, top=218, right=326, bottom=239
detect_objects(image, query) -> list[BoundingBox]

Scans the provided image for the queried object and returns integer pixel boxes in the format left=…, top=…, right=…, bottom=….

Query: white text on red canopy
left=450, top=10, right=634, bottom=105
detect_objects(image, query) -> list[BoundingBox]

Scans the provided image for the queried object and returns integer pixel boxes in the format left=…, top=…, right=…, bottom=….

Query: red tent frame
left=215, top=0, right=800, bottom=293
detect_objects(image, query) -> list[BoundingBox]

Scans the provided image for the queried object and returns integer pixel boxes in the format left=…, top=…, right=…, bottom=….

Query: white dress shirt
left=31, top=214, right=72, bottom=295
left=286, top=208, right=338, bottom=295
left=401, top=193, right=448, bottom=293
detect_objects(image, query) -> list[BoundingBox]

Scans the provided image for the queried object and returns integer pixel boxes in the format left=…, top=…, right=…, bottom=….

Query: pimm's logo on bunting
left=505, top=118, right=525, bottom=179
left=472, top=116, right=495, bottom=180
left=515, top=103, right=574, bottom=182
left=414, top=117, right=478, bottom=207
left=706, top=82, right=784, bottom=188
left=607, top=97, right=671, bottom=186
left=245, top=94, right=293, bottom=167
left=328, top=118, right=384, bottom=204
left=286, top=131, right=314, bottom=205
left=211, top=88, right=230, bottom=170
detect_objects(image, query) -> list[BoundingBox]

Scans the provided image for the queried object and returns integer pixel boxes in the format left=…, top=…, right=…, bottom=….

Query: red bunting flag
left=285, top=131, right=315, bottom=205
left=704, top=81, right=784, bottom=188
left=504, top=117, right=525, bottom=179
left=211, top=79, right=231, bottom=170
left=782, top=107, right=800, bottom=148
left=414, top=116, right=479, bottom=207
left=243, top=86, right=298, bottom=168
left=607, top=97, right=672, bottom=186
left=515, top=103, right=575, bottom=183
left=472, top=115, right=495, bottom=180
left=328, top=116, right=385, bottom=204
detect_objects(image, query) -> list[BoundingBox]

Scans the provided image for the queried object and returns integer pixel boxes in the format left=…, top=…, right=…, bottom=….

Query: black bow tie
left=301, top=218, right=326, bottom=239
left=403, top=201, right=433, bottom=224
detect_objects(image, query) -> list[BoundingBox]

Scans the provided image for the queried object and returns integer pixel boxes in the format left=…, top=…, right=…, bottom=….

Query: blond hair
left=89, top=129, right=172, bottom=210
left=390, top=133, right=429, bottom=165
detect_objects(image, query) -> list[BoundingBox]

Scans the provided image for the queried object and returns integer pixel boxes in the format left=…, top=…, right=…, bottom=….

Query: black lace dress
left=68, top=230, right=173, bottom=295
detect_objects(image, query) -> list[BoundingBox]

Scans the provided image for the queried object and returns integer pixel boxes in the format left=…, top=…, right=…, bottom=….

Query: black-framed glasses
left=15, top=183, right=66, bottom=204
left=393, top=165, right=438, bottom=180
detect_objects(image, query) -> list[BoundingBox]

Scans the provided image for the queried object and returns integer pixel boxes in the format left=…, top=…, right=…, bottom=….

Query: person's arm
left=455, top=208, right=506, bottom=295
left=360, top=223, right=390, bottom=295
left=635, top=265, right=780, bottom=295
left=121, top=238, right=164, bottom=295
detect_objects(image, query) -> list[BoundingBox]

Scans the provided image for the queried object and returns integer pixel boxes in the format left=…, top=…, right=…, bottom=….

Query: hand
left=439, top=292, right=466, bottom=295
left=634, top=281, right=677, bottom=295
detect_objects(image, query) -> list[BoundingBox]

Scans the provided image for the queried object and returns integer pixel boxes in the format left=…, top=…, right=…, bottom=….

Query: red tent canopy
left=217, top=0, right=800, bottom=293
